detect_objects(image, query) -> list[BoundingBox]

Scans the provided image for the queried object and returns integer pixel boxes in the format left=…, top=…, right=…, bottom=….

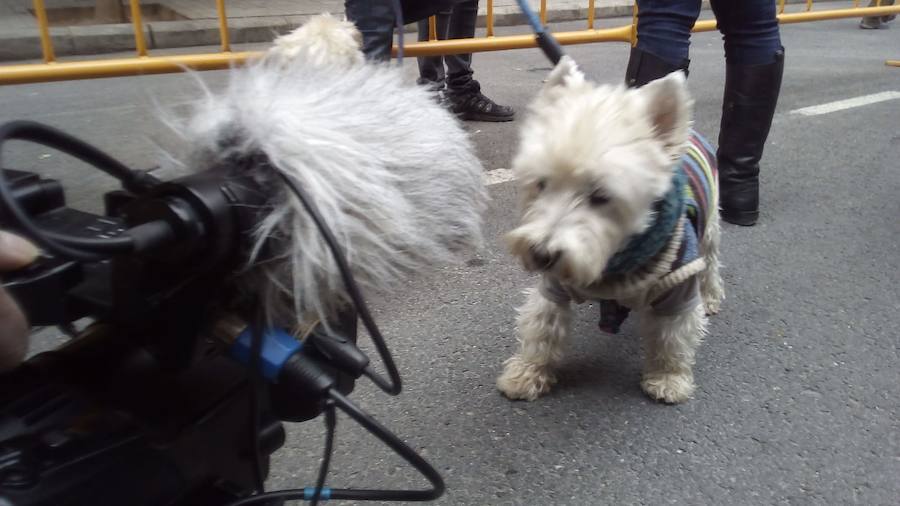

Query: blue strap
left=229, top=327, right=302, bottom=381
left=304, top=487, right=332, bottom=501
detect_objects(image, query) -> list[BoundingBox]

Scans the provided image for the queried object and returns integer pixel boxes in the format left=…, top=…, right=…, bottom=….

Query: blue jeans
left=636, top=0, right=782, bottom=66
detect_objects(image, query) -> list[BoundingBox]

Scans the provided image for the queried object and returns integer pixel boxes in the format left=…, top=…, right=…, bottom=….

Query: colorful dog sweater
left=540, top=130, right=718, bottom=318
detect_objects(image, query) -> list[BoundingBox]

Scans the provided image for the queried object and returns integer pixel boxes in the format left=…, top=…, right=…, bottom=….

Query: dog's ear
left=541, top=56, right=585, bottom=94
left=639, top=71, right=693, bottom=160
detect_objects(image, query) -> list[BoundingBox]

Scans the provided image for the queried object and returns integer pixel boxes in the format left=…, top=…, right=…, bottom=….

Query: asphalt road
left=1, top=12, right=899, bottom=506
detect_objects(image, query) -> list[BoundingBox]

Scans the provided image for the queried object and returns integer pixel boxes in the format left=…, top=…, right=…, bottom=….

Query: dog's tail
left=265, top=14, right=364, bottom=68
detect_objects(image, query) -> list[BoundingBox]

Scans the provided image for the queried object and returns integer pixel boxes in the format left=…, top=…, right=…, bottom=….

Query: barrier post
left=32, top=0, right=56, bottom=64
left=487, top=0, right=495, bottom=37
left=216, top=0, right=231, bottom=52
left=128, top=0, right=148, bottom=57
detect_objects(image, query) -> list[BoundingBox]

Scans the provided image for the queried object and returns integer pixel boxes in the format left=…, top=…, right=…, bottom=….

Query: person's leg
left=417, top=11, right=451, bottom=87
left=860, top=0, right=896, bottom=29
left=886, top=0, right=898, bottom=23
left=443, top=0, right=478, bottom=95
left=713, top=0, right=784, bottom=226
left=625, top=0, right=700, bottom=87
left=443, top=0, right=515, bottom=121
left=344, top=0, right=395, bottom=61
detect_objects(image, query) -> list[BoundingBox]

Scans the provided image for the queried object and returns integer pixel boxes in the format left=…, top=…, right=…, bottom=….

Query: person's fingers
left=0, top=231, right=36, bottom=370
left=0, top=287, right=29, bottom=371
left=0, top=231, right=39, bottom=271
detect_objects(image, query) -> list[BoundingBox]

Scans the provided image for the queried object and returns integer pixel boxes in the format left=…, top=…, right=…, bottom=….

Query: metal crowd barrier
left=1, top=0, right=898, bottom=85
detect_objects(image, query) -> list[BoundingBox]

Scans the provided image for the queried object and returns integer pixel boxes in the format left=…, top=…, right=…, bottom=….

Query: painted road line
left=790, top=91, right=900, bottom=116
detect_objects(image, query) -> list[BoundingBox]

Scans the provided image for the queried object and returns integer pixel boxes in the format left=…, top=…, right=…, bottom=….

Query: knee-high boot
left=625, top=46, right=690, bottom=88
left=717, top=48, right=785, bottom=226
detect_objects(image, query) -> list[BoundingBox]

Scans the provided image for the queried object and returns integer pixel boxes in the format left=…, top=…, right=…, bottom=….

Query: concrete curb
left=1, top=17, right=304, bottom=61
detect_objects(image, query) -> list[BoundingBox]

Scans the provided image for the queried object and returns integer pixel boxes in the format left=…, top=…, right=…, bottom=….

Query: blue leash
left=514, top=0, right=567, bottom=64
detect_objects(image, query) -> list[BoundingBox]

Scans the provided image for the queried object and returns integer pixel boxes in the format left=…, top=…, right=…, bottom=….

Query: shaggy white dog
left=160, top=15, right=487, bottom=330
left=496, top=58, right=724, bottom=404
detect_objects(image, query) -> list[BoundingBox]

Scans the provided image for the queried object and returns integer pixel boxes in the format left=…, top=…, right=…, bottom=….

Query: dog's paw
left=497, top=356, right=556, bottom=401
left=703, top=297, right=721, bottom=315
left=701, top=279, right=725, bottom=315
left=641, top=371, right=695, bottom=404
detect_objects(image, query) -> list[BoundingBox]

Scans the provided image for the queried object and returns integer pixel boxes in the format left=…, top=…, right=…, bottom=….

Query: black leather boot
left=717, top=48, right=785, bottom=226
left=625, top=46, right=690, bottom=88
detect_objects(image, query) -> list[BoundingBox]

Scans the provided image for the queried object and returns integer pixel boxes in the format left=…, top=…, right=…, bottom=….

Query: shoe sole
left=721, top=210, right=758, bottom=226
left=458, top=112, right=515, bottom=122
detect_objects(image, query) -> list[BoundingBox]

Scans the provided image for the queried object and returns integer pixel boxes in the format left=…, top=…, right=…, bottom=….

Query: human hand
left=0, top=230, right=39, bottom=371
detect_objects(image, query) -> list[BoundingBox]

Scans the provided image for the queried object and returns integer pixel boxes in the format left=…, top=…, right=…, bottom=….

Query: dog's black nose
left=530, top=247, right=560, bottom=271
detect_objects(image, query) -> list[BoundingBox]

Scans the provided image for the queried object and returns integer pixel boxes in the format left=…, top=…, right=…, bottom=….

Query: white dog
left=160, top=15, right=487, bottom=331
left=496, top=57, right=724, bottom=404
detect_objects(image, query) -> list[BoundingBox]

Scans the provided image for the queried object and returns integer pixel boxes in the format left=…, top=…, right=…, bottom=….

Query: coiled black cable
left=0, top=120, right=157, bottom=261
left=277, top=171, right=403, bottom=396
left=224, top=388, right=444, bottom=506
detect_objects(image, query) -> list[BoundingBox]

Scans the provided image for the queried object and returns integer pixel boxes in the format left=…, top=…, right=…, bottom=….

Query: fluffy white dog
left=496, top=57, right=724, bottom=404
left=161, top=15, right=487, bottom=330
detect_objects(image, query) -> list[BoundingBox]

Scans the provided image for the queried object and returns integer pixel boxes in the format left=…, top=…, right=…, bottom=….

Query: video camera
left=0, top=121, right=443, bottom=506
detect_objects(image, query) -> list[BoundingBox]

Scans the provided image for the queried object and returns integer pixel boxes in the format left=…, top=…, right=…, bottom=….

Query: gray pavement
left=2, top=13, right=900, bottom=506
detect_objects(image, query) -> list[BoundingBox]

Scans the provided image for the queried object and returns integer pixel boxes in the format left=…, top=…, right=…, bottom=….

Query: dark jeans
left=416, top=0, right=480, bottom=96
left=344, top=0, right=395, bottom=61
left=636, top=0, right=782, bottom=66
left=344, top=0, right=470, bottom=62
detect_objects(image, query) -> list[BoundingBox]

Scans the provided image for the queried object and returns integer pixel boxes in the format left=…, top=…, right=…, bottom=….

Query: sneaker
left=418, top=80, right=448, bottom=106
left=859, top=17, right=885, bottom=29
left=882, top=14, right=896, bottom=23
left=449, top=91, right=515, bottom=122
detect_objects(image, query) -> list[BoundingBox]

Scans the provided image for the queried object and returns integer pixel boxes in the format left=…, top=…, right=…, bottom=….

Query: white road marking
left=483, top=168, right=516, bottom=186
left=789, top=91, right=900, bottom=116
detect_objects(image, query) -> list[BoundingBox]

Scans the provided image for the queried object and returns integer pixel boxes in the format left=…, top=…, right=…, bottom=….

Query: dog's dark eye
left=588, top=190, right=610, bottom=206
left=536, top=179, right=547, bottom=192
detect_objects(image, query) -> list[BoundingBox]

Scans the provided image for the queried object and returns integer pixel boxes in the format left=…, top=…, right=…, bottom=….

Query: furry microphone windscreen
left=159, top=15, right=488, bottom=330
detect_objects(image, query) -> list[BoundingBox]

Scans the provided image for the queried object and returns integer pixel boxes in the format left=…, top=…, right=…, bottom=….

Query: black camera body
left=0, top=326, right=281, bottom=506
left=0, top=166, right=358, bottom=505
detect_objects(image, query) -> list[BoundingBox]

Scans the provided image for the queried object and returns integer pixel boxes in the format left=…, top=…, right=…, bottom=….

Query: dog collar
left=603, top=168, right=687, bottom=276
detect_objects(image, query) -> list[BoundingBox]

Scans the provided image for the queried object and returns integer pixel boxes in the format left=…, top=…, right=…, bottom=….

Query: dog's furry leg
left=639, top=304, right=707, bottom=403
left=497, top=286, right=571, bottom=401
left=699, top=210, right=725, bottom=315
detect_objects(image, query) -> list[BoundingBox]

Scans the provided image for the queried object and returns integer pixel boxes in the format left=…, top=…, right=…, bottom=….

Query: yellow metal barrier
left=32, top=0, right=54, bottom=64
left=486, top=0, right=495, bottom=37
left=129, top=0, right=148, bottom=57
left=1, top=0, right=898, bottom=85
left=216, top=0, right=231, bottom=53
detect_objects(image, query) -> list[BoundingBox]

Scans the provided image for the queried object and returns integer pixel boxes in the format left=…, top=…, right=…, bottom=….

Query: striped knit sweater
left=540, top=130, right=718, bottom=316
left=667, top=129, right=717, bottom=279
left=681, top=130, right=717, bottom=244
